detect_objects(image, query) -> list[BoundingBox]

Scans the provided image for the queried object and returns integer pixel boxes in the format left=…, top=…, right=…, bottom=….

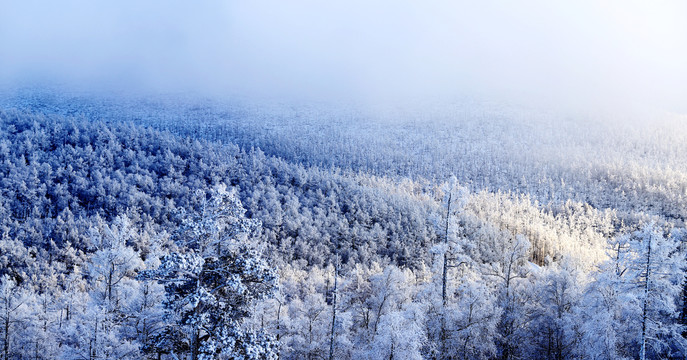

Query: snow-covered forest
left=2, top=1, right=687, bottom=359
left=0, top=92, right=686, bottom=359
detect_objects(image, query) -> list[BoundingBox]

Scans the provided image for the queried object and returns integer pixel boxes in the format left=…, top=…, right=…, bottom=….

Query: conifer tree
left=141, top=185, right=278, bottom=359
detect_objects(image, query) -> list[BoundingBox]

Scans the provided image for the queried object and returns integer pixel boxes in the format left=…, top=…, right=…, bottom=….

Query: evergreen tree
left=141, top=185, right=278, bottom=359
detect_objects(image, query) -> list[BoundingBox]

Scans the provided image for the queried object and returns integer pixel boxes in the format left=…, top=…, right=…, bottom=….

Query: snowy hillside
left=0, top=100, right=685, bottom=359
left=2, top=1, right=687, bottom=358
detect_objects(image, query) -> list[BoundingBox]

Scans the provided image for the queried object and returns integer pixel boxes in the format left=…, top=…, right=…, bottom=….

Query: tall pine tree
left=141, top=185, right=278, bottom=359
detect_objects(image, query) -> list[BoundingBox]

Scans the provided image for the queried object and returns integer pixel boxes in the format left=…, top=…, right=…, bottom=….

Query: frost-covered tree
left=482, top=233, right=533, bottom=360
left=17, top=290, right=61, bottom=360
left=287, top=293, right=331, bottom=360
left=56, top=216, right=146, bottom=360
left=448, top=270, right=500, bottom=360
left=367, top=302, right=425, bottom=360
left=437, top=175, right=470, bottom=306
left=584, top=224, right=686, bottom=360
left=87, top=215, right=143, bottom=307
left=631, top=224, right=686, bottom=360
left=527, top=259, right=584, bottom=360
left=0, top=275, right=31, bottom=360
left=425, top=176, right=472, bottom=358
left=141, top=185, right=278, bottom=360
left=60, top=299, right=140, bottom=360
left=356, top=265, right=424, bottom=360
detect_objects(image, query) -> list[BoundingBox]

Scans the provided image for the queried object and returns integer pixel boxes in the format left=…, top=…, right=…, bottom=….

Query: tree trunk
left=108, top=263, right=114, bottom=303
left=4, top=311, right=9, bottom=360
left=442, top=192, right=452, bottom=306
left=441, top=190, right=453, bottom=359
left=640, top=235, right=652, bottom=360
left=329, top=262, right=338, bottom=360
left=192, top=272, right=203, bottom=360
left=192, top=329, right=200, bottom=360
left=276, top=300, right=282, bottom=360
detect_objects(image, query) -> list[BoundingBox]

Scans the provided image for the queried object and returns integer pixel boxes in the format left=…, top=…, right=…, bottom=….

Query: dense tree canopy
left=0, top=103, right=685, bottom=359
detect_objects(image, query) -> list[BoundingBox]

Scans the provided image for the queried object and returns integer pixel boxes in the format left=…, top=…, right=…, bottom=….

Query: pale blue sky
left=1, top=0, right=686, bottom=113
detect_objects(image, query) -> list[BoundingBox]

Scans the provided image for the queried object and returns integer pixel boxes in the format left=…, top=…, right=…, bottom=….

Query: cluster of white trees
left=1, top=186, right=277, bottom=359
left=9, top=90, right=687, bottom=222
left=246, top=204, right=687, bottom=360
left=0, top=104, right=686, bottom=359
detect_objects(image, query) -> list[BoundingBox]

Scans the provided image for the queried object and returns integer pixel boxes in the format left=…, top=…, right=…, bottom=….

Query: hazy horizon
left=2, top=0, right=686, bottom=115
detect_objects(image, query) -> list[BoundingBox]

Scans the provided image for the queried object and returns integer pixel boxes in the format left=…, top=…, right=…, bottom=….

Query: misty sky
left=1, top=0, right=686, bottom=113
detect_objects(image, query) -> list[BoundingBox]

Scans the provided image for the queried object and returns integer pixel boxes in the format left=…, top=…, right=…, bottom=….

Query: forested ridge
left=0, top=103, right=686, bottom=359
left=5, top=89, right=687, bottom=223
